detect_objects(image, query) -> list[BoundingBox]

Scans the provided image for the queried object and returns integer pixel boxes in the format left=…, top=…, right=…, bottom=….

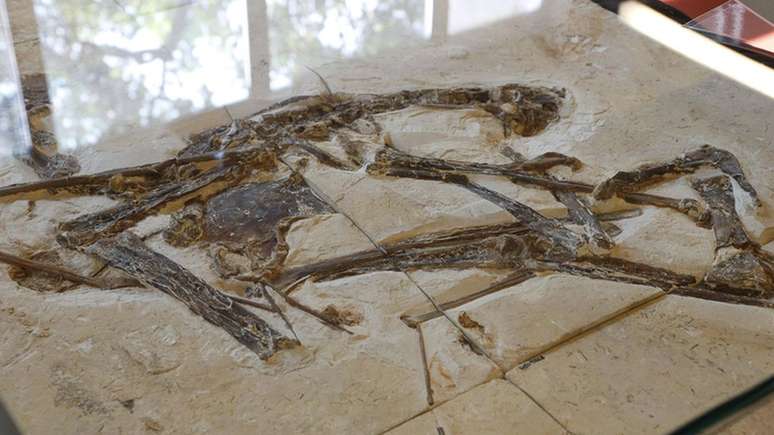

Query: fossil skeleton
left=1, top=83, right=771, bottom=360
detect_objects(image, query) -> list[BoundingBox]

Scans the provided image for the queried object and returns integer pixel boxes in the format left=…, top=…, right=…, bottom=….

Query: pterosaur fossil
left=1, top=83, right=770, bottom=359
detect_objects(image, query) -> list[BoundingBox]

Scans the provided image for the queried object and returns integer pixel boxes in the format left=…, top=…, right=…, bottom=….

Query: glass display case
left=0, top=1, right=772, bottom=433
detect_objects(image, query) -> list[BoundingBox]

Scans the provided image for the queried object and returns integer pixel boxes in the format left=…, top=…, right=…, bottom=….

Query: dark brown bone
left=401, top=271, right=535, bottom=326
left=19, top=75, right=81, bottom=179
left=371, top=147, right=580, bottom=175
left=365, top=164, right=584, bottom=256
left=0, top=249, right=136, bottom=289
left=502, top=145, right=613, bottom=250
left=57, top=150, right=276, bottom=247
left=620, top=192, right=711, bottom=228
left=272, top=235, right=533, bottom=289
left=536, top=256, right=696, bottom=290
left=21, top=136, right=81, bottom=179
left=0, top=145, right=272, bottom=201
left=368, top=147, right=710, bottom=228
left=554, top=190, right=614, bottom=249
left=702, top=251, right=774, bottom=298
left=260, top=222, right=530, bottom=287
left=673, top=286, right=774, bottom=308
left=368, top=147, right=590, bottom=192
left=692, top=176, right=752, bottom=249
left=87, top=233, right=295, bottom=359
left=459, top=179, right=584, bottom=255
left=594, top=145, right=760, bottom=206
left=692, top=175, right=774, bottom=298
left=204, top=173, right=333, bottom=252
left=180, top=83, right=565, bottom=158
left=268, top=224, right=533, bottom=289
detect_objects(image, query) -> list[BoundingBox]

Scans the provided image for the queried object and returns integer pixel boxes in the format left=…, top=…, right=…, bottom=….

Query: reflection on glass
left=447, top=0, right=542, bottom=34
left=22, top=0, right=546, bottom=154
left=265, top=0, right=426, bottom=91
left=32, top=0, right=250, bottom=150
left=0, top=0, right=30, bottom=157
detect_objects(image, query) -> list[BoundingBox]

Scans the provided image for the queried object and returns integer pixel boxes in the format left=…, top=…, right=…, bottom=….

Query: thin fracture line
left=278, top=156, right=575, bottom=431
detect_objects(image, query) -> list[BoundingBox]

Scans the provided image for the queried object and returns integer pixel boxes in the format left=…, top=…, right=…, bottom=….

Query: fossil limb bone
left=536, top=256, right=696, bottom=290
left=553, top=189, right=614, bottom=249
left=368, top=147, right=710, bottom=227
left=594, top=145, right=760, bottom=206
left=620, top=192, right=711, bottom=228
left=271, top=234, right=534, bottom=290
left=498, top=147, right=614, bottom=250
left=365, top=163, right=584, bottom=256
left=0, top=145, right=273, bottom=201
left=87, top=232, right=296, bottom=359
left=692, top=175, right=774, bottom=298
left=401, top=270, right=535, bottom=327
left=261, top=285, right=300, bottom=342
left=181, top=83, right=565, bottom=158
left=0, top=249, right=138, bottom=289
left=57, top=150, right=276, bottom=248
left=368, top=146, right=590, bottom=192
left=269, top=224, right=547, bottom=291
left=458, top=179, right=584, bottom=256
left=1, top=245, right=277, bottom=313
left=20, top=136, right=81, bottom=180
left=19, top=75, right=81, bottom=179
left=692, top=176, right=752, bottom=249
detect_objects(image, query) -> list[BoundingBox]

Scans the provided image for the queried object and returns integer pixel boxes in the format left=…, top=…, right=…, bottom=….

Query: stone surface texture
left=507, top=295, right=774, bottom=435
left=1, top=0, right=773, bottom=434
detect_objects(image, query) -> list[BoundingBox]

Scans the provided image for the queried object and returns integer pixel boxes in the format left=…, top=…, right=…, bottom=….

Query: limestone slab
left=374, top=106, right=507, bottom=163
left=291, top=158, right=515, bottom=244
left=442, top=274, right=661, bottom=371
left=0, top=269, right=435, bottom=434
left=2, top=0, right=774, bottom=432
left=506, top=295, right=774, bottom=435
left=290, top=156, right=562, bottom=247
left=0, top=197, right=117, bottom=252
left=420, top=315, right=502, bottom=404
left=387, top=379, right=568, bottom=435
left=608, top=207, right=716, bottom=279
left=283, top=213, right=374, bottom=268
left=404, top=268, right=514, bottom=320
left=384, top=410, right=438, bottom=435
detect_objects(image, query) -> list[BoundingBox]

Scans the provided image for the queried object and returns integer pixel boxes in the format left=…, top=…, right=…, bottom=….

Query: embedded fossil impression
left=0, top=83, right=771, bottom=360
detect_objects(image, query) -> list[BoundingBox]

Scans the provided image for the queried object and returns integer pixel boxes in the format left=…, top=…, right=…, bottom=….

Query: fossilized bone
left=368, top=145, right=713, bottom=227
left=593, top=145, right=761, bottom=206
left=180, top=83, right=566, bottom=158
left=0, top=145, right=274, bottom=200
left=499, top=148, right=614, bottom=249
left=87, top=232, right=297, bottom=359
left=57, top=149, right=278, bottom=248
left=691, top=176, right=774, bottom=299
left=1, top=83, right=770, bottom=361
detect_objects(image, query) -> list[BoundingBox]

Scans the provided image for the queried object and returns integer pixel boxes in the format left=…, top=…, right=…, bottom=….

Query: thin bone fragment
left=0, top=249, right=134, bottom=289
